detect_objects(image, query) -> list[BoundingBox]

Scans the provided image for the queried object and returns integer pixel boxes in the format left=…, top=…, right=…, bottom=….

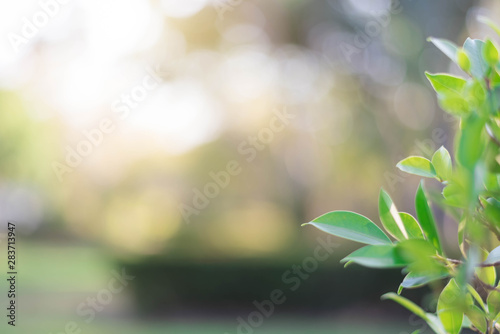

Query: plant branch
left=435, top=256, right=500, bottom=268
left=474, top=274, right=500, bottom=292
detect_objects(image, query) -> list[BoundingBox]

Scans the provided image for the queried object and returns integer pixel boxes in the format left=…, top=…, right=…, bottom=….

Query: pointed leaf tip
left=306, top=211, right=392, bottom=245
left=397, top=156, right=437, bottom=178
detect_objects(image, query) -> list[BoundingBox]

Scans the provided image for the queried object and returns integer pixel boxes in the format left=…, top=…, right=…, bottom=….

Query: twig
left=435, top=256, right=500, bottom=268
left=475, top=274, right=500, bottom=292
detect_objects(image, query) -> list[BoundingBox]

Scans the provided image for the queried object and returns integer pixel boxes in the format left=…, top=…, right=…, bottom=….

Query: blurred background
left=1, top=0, right=500, bottom=333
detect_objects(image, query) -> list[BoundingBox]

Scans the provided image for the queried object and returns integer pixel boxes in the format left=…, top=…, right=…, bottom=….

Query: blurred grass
left=7, top=243, right=412, bottom=334
left=18, top=242, right=112, bottom=292
left=15, top=317, right=411, bottom=334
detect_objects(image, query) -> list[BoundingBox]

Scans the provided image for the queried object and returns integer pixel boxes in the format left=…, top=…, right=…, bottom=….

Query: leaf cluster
left=303, top=18, right=500, bottom=334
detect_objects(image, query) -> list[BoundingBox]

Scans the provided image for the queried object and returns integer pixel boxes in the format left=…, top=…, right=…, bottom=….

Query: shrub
left=303, top=18, right=500, bottom=334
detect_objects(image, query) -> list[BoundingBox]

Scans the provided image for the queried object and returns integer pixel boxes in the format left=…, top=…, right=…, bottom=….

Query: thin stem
left=474, top=274, right=500, bottom=292
left=435, top=256, right=500, bottom=268
left=436, top=255, right=500, bottom=268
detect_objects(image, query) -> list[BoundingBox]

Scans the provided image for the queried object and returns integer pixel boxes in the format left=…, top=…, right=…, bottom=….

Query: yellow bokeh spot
left=103, top=188, right=181, bottom=255
left=207, top=201, right=294, bottom=257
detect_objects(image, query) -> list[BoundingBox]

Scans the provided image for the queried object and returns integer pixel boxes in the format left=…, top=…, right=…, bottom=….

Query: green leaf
left=457, top=49, right=471, bottom=72
left=400, top=271, right=449, bottom=289
left=425, top=72, right=476, bottom=116
left=443, top=181, right=466, bottom=208
left=483, top=199, right=500, bottom=231
left=476, top=248, right=497, bottom=287
left=478, top=16, right=500, bottom=37
left=415, top=181, right=443, bottom=254
left=381, top=293, right=428, bottom=319
left=485, top=171, right=500, bottom=193
left=476, top=264, right=497, bottom=288
left=379, top=189, right=408, bottom=240
left=463, top=79, right=486, bottom=110
left=343, top=260, right=354, bottom=268
left=425, top=72, right=467, bottom=96
left=399, top=212, right=425, bottom=239
left=432, top=146, right=453, bottom=181
left=437, top=279, right=464, bottom=334
left=463, top=38, right=488, bottom=79
left=491, top=70, right=500, bottom=88
left=485, top=141, right=500, bottom=173
left=382, top=293, right=447, bottom=334
left=464, top=305, right=487, bottom=333
left=487, top=289, right=500, bottom=320
left=476, top=267, right=497, bottom=285
left=397, top=239, right=443, bottom=276
left=397, top=156, right=437, bottom=178
left=456, top=114, right=485, bottom=169
left=341, top=244, right=407, bottom=268
left=483, top=39, right=499, bottom=67
left=425, top=314, right=448, bottom=334
left=437, top=95, right=470, bottom=116
left=483, top=245, right=500, bottom=266
left=303, top=211, right=392, bottom=245
left=467, top=285, right=487, bottom=312
left=428, top=37, right=459, bottom=63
